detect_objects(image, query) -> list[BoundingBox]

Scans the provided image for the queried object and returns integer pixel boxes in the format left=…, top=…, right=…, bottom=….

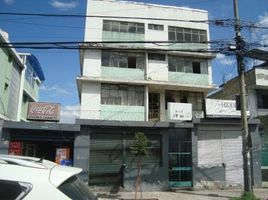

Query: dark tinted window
left=58, top=176, right=96, bottom=200
left=0, top=180, right=32, bottom=200
left=148, top=53, right=165, bottom=61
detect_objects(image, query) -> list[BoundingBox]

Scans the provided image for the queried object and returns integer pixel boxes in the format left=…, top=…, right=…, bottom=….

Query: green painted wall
left=168, top=72, right=209, bottom=86
left=21, top=98, right=28, bottom=120
left=168, top=43, right=207, bottom=50
left=24, top=80, right=39, bottom=101
left=101, top=67, right=144, bottom=80
left=0, top=47, right=12, bottom=117
left=100, top=104, right=145, bottom=121
left=102, top=31, right=144, bottom=47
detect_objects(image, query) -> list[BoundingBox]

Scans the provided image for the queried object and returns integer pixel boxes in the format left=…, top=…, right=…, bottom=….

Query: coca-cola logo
left=30, top=105, right=56, bottom=115
left=27, top=103, right=60, bottom=121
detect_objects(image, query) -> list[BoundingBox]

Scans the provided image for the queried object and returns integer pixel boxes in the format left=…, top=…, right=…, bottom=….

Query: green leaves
left=131, top=132, right=150, bottom=156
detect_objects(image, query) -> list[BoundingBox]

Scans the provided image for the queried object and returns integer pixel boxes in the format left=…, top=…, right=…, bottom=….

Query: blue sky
left=0, top=0, right=268, bottom=122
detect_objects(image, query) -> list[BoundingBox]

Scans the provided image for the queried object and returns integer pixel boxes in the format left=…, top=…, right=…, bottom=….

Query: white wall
left=147, top=59, right=168, bottom=81
left=80, top=82, right=101, bottom=119
left=83, top=50, right=101, bottom=77
left=85, top=0, right=209, bottom=41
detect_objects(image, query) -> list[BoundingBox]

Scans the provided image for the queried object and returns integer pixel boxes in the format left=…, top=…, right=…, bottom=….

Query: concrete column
left=73, top=128, right=90, bottom=182
left=144, top=85, right=149, bottom=121
left=248, top=89, right=258, bottom=118
left=160, top=90, right=166, bottom=121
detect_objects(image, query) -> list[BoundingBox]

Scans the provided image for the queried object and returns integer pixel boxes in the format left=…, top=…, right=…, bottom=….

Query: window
left=103, top=20, right=145, bottom=34
left=148, top=53, right=165, bottom=61
left=193, top=62, right=201, bottom=74
left=0, top=180, right=32, bottom=200
left=165, top=90, right=203, bottom=111
left=101, top=84, right=144, bottom=106
left=58, top=176, right=96, bottom=200
left=25, top=60, right=36, bottom=88
left=101, top=51, right=145, bottom=69
left=168, top=56, right=208, bottom=74
left=168, top=26, right=207, bottom=42
left=257, top=90, right=268, bottom=109
left=148, top=24, right=164, bottom=31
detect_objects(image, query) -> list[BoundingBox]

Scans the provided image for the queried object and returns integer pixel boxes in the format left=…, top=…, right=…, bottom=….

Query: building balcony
left=79, top=103, right=204, bottom=122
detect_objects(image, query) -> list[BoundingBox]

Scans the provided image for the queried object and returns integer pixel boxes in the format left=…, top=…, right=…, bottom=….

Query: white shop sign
left=167, top=102, right=192, bottom=121
left=206, top=98, right=249, bottom=118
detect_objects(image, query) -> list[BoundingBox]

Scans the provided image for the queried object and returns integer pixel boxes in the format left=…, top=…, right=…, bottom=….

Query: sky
left=0, top=0, right=268, bottom=123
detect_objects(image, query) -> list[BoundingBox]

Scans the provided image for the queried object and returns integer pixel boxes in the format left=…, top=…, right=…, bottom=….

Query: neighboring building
left=209, top=60, right=268, bottom=187
left=75, top=0, right=261, bottom=189
left=19, top=53, right=45, bottom=121
left=0, top=30, right=45, bottom=122
left=0, top=30, right=25, bottom=121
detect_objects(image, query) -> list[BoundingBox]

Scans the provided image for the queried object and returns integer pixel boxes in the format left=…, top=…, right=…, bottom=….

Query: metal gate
left=168, top=129, right=192, bottom=187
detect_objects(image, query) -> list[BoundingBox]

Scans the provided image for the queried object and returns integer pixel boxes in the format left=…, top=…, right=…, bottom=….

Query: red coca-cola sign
left=27, top=102, right=61, bottom=121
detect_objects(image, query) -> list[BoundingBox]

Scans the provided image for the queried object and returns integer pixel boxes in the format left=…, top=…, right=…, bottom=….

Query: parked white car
left=0, top=154, right=97, bottom=200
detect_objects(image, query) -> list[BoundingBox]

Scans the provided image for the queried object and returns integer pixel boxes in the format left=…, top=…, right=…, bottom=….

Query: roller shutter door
left=89, top=133, right=123, bottom=184
left=198, top=130, right=243, bottom=186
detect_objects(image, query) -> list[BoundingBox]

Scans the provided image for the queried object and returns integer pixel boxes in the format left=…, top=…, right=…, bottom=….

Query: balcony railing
left=80, top=110, right=145, bottom=121
left=79, top=109, right=204, bottom=122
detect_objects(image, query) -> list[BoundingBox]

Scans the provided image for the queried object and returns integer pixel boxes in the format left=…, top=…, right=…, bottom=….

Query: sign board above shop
left=205, top=98, right=249, bottom=118
left=167, top=102, right=192, bottom=121
left=27, top=102, right=61, bottom=122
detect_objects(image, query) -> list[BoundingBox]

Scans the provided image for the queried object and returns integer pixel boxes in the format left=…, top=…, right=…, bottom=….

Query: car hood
left=49, top=165, right=82, bottom=187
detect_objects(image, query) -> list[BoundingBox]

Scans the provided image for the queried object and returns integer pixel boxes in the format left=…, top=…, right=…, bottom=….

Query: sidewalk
left=95, top=189, right=268, bottom=200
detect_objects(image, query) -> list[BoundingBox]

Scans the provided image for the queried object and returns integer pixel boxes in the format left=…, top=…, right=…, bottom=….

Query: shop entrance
left=168, top=129, right=192, bottom=187
left=8, top=129, right=75, bottom=165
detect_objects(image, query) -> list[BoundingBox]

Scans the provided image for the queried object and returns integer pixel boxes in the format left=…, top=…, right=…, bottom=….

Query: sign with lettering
left=167, top=102, right=192, bottom=121
left=27, top=102, right=61, bottom=121
left=255, top=68, right=268, bottom=86
left=205, top=98, right=249, bottom=118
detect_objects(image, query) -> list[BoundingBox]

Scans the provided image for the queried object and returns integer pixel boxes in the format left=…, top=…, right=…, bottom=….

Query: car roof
left=0, top=154, right=82, bottom=187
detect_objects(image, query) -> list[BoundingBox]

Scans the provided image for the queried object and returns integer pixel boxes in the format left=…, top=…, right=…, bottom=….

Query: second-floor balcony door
left=149, top=93, right=160, bottom=121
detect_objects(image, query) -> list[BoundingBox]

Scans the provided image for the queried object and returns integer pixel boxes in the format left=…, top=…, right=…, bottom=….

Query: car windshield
left=58, top=176, right=96, bottom=200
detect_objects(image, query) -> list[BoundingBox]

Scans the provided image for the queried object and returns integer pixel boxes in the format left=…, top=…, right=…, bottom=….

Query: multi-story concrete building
left=0, top=30, right=45, bottom=122
left=76, top=0, right=215, bottom=189
left=0, top=30, right=25, bottom=121
left=74, top=0, right=261, bottom=190
left=209, top=56, right=268, bottom=187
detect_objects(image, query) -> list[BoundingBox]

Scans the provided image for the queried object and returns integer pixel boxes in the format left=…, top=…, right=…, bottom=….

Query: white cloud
left=252, top=13, right=268, bottom=50
left=4, top=0, right=14, bottom=4
left=60, top=104, right=80, bottom=124
left=216, top=53, right=235, bottom=65
left=50, top=1, right=78, bottom=10
left=40, top=85, right=71, bottom=95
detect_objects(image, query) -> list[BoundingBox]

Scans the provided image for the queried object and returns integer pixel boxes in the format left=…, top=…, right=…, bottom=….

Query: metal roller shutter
left=89, top=133, right=123, bottom=184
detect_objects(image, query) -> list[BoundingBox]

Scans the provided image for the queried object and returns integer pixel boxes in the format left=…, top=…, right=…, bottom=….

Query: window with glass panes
left=102, top=51, right=145, bottom=69
left=103, top=20, right=145, bottom=34
left=148, top=24, right=164, bottom=31
left=101, top=84, right=144, bottom=106
left=168, top=56, right=208, bottom=74
left=168, top=26, right=207, bottom=43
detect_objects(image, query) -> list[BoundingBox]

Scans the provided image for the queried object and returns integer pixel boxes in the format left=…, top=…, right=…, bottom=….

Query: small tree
left=131, top=132, right=150, bottom=200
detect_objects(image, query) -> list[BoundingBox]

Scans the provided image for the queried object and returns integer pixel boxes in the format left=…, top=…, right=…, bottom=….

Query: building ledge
left=77, top=76, right=213, bottom=92
left=76, top=118, right=193, bottom=128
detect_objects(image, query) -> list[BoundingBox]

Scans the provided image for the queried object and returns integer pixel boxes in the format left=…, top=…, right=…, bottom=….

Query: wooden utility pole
left=233, top=0, right=252, bottom=192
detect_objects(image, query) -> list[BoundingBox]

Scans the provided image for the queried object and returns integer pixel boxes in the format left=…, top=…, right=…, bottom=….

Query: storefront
left=1, top=121, right=79, bottom=165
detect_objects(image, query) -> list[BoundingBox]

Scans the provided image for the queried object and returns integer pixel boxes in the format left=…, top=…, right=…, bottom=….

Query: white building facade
left=78, top=0, right=214, bottom=122
left=75, top=0, right=261, bottom=189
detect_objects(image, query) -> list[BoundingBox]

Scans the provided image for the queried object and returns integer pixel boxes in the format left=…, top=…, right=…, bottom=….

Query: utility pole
left=233, top=0, right=252, bottom=192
